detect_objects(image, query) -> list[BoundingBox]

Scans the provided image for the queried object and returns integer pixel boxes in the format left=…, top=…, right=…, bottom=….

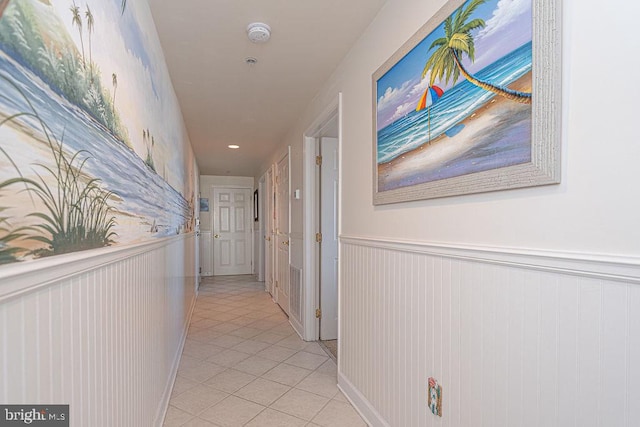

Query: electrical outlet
left=428, top=377, right=442, bottom=417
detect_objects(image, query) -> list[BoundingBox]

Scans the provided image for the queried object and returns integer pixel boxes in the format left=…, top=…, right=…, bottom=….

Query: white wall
left=260, top=0, right=640, bottom=254
left=259, top=0, right=640, bottom=425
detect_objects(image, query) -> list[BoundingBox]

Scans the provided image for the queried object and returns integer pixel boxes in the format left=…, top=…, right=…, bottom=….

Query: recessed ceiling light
left=245, top=57, right=258, bottom=65
left=228, top=145, right=240, bottom=149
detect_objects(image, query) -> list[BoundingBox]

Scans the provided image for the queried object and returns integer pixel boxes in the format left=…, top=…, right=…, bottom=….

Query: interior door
left=275, top=153, right=290, bottom=315
left=265, top=168, right=275, bottom=295
left=212, top=187, right=252, bottom=275
left=320, top=137, right=339, bottom=340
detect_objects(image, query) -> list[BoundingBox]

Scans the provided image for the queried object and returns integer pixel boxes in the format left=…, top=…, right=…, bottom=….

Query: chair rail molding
left=340, top=235, right=640, bottom=284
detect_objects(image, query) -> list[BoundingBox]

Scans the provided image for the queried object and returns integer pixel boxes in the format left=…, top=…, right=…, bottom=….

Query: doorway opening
left=303, top=94, right=342, bottom=361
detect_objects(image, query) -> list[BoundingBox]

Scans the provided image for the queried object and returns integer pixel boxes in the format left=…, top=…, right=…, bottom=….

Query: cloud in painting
left=388, top=77, right=431, bottom=122
left=377, top=81, right=412, bottom=112
left=379, top=72, right=438, bottom=128
left=477, top=0, right=531, bottom=40
left=410, top=74, right=430, bottom=96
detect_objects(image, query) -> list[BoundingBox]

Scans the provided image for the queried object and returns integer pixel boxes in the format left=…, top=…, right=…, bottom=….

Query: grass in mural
left=142, top=128, right=156, bottom=172
left=0, top=125, right=29, bottom=264
left=0, top=74, right=117, bottom=258
left=0, top=209, right=27, bottom=264
left=0, top=166, right=28, bottom=263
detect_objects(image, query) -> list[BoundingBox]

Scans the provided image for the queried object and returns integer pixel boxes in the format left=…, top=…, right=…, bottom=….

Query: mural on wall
left=0, top=0, right=195, bottom=265
left=376, top=0, right=532, bottom=192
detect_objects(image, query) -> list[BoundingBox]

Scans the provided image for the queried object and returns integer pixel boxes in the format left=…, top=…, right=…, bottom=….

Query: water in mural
left=0, top=0, right=195, bottom=264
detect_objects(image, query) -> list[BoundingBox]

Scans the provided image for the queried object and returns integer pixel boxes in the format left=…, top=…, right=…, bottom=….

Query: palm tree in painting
left=422, top=0, right=531, bottom=104
left=84, top=5, right=95, bottom=64
left=112, top=73, right=118, bottom=114
left=85, top=5, right=95, bottom=77
left=70, top=2, right=86, bottom=69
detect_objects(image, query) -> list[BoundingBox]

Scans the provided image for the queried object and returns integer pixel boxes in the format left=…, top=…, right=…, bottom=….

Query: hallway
left=164, top=276, right=365, bottom=427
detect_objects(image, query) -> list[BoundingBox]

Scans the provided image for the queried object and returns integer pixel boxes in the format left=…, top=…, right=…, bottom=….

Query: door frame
left=303, top=93, right=342, bottom=342
left=210, top=185, right=254, bottom=276
left=274, top=147, right=291, bottom=313
left=257, top=176, right=266, bottom=283
left=264, top=166, right=276, bottom=296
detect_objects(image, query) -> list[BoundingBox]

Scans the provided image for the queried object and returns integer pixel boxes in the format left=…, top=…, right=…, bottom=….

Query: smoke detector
left=247, top=22, right=271, bottom=43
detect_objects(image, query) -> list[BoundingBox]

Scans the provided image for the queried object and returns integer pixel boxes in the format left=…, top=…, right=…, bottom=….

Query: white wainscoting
left=0, top=233, right=198, bottom=427
left=339, top=236, right=640, bottom=427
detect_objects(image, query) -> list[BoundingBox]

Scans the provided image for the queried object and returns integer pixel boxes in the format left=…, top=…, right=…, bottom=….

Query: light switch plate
left=428, top=377, right=442, bottom=417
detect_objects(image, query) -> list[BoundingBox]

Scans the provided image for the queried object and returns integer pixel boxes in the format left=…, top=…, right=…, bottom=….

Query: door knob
left=284, top=241, right=289, bottom=246
left=214, top=234, right=220, bottom=238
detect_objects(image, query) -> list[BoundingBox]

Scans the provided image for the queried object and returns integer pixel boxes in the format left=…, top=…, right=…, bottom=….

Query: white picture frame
left=372, top=0, right=561, bottom=204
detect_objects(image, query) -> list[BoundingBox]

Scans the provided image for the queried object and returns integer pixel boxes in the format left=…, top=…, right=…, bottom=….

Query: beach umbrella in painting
left=415, top=85, right=444, bottom=112
left=416, top=85, right=444, bottom=144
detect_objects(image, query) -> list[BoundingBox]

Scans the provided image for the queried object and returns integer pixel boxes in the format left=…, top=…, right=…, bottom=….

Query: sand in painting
left=378, top=72, right=532, bottom=192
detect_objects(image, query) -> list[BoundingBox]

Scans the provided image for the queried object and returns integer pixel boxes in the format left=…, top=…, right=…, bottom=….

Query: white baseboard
left=338, top=372, right=390, bottom=427
left=155, top=291, right=197, bottom=426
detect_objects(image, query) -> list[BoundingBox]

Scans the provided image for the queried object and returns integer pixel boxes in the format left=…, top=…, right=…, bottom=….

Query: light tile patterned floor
left=164, top=275, right=366, bottom=427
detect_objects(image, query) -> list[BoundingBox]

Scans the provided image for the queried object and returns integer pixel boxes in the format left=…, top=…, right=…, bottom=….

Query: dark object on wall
left=254, top=189, right=259, bottom=221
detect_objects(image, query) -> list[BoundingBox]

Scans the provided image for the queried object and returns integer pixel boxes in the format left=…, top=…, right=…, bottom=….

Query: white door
left=212, top=187, right=252, bottom=275
left=320, top=137, right=339, bottom=340
left=265, top=168, right=275, bottom=295
left=275, top=153, right=290, bottom=315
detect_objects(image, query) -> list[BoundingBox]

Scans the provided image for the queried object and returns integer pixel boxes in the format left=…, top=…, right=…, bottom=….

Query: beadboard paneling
left=339, top=236, right=640, bottom=427
left=0, top=234, right=197, bottom=426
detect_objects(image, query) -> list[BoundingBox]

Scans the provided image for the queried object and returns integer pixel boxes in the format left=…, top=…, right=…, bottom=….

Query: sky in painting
left=377, top=0, right=531, bottom=130
left=48, top=0, right=190, bottom=196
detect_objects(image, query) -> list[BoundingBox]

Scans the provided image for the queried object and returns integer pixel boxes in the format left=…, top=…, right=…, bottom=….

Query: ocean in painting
left=377, top=42, right=532, bottom=166
left=0, top=51, right=190, bottom=241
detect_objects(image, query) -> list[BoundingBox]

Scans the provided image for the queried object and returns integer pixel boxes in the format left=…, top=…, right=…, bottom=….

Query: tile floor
left=164, top=275, right=366, bottom=427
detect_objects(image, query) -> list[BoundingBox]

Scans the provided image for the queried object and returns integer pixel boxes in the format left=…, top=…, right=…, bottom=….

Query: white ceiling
left=148, top=0, right=387, bottom=177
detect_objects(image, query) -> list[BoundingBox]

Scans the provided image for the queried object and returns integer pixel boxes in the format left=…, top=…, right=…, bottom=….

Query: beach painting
left=373, top=0, right=561, bottom=204
left=0, top=0, right=195, bottom=265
